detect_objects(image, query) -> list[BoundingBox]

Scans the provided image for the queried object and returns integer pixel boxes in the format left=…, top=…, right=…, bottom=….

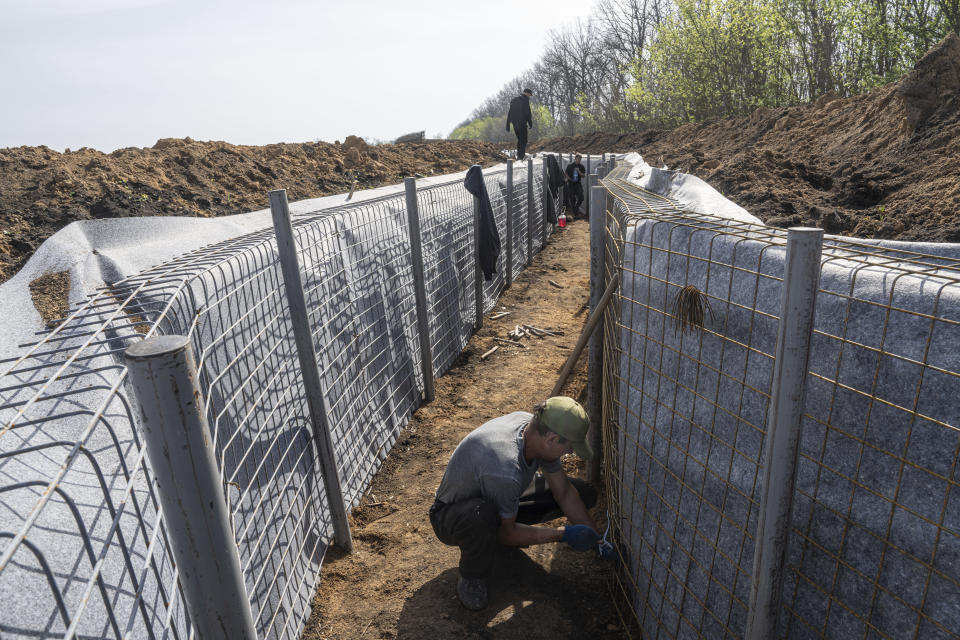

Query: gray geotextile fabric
left=615, top=155, right=960, bottom=638
left=0, top=161, right=545, bottom=639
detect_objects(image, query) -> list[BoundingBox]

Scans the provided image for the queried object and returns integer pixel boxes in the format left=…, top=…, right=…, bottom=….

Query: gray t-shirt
left=435, top=411, right=562, bottom=519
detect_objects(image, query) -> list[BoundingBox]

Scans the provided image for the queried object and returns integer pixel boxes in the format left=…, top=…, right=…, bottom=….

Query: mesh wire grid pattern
left=781, top=234, right=960, bottom=639
left=598, top=172, right=960, bottom=639
left=0, top=160, right=559, bottom=640
left=481, top=171, right=510, bottom=312
left=602, top=175, right=781, bottom=639
left=509, top=163, right=532, bottom=277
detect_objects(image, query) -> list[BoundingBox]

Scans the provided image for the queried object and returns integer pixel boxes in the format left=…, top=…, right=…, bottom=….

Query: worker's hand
left=561, top=525, right=600, bottom=552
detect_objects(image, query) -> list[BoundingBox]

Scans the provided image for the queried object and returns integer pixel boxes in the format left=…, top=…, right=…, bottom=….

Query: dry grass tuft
left=670, top=284, right=715, bottom=335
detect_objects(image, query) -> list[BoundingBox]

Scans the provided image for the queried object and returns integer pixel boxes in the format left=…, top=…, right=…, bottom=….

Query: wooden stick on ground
left=480, top=345, right=500, bottom=360
left=493, top=337, right=526, bottom=348
left=548, top=279, right=565, bottom=289
left=524, top=324, right=563, bottom=336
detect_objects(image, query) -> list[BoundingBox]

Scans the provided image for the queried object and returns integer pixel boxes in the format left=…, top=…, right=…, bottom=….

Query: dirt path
left=303, top=220, right=627, bottom=640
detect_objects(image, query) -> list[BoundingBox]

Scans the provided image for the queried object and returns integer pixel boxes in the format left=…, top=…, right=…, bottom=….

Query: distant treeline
left=450, top=0, right=960, bottom=141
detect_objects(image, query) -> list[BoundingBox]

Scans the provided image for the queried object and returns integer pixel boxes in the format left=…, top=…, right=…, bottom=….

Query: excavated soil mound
left=0, top=138, right=505, bottom=282
left=535, top=33, right=960, bottom=242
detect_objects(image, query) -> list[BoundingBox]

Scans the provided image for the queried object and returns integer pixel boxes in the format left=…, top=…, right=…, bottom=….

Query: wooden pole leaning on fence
left=745, top=227, right=824, bottom=640
left=586, top=181, right=606, bottom=485
left=505, top=160, right=514, bottom=287
left=125, top=336, right=258, bottom=640
left=404, top=177, right=435, bottom=402
left=268, top=189, right=352, bottom=550
left=551, top=272, right=620, bottom=398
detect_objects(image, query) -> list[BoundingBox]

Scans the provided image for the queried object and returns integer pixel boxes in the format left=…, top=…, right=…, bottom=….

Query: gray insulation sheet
left=0, top=161, right=547, bottom=639
left=614, top=159, right=960, bottom=638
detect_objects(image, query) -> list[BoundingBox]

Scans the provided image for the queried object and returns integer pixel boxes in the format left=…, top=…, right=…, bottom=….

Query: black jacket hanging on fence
left=544, top=155, right=566, bottom=224
left=464, top=165, right=502, bottom=280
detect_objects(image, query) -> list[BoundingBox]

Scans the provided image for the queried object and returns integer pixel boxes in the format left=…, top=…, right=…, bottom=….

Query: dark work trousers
left=513, top=124, right=529, bottom=160
left=429, top=477, right=597, bottom=579
left=567, top=181, right=584, bottom=214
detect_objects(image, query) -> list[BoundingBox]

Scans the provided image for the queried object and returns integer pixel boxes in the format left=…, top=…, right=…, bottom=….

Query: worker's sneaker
left=456, top=574, right=488, bottom=610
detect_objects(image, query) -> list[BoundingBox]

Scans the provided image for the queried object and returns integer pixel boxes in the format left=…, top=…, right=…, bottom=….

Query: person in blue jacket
left=429, top=396, right=600, bottom=610
left=506, top=89, right=534, bottom=160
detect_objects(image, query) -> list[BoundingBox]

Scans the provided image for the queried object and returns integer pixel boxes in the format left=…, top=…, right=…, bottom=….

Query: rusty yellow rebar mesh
left=596, top=169, right=960, bottom=639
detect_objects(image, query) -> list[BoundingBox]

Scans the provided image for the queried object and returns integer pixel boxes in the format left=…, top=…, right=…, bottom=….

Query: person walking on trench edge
left=429, top=396, right=602, bottom=610
left=506, top=88, right=534, bottom=161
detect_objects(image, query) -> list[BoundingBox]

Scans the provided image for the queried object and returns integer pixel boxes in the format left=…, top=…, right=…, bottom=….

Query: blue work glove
left=561, top=524, right=601, bottom=552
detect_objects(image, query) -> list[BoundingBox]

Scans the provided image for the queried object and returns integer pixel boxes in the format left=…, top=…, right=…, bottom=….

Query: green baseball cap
left=540, top=396, right=593, bottom=460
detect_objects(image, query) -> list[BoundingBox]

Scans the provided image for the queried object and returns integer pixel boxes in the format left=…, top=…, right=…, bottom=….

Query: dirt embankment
left=0, top=137, right=505, bottom=282
left=535, top=33, right=960, bottom=243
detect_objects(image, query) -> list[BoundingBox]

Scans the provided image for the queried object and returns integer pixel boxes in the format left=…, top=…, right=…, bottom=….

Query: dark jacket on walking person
left=506, top=89, right=534, bottom=160
left=564, top=155, right=587, bottom=217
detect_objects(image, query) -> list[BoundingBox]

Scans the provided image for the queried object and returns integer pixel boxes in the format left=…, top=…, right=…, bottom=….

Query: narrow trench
left=304, top=220, right=629, bottom=640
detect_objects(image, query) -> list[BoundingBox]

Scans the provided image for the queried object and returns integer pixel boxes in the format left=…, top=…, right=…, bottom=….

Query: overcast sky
left=0, top=0, right=591, bottom=152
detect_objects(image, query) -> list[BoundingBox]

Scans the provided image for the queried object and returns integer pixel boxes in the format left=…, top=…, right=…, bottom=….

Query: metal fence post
left=541, top=155, right=549, bottom=246
left=587, top=182, right=606, bottom=486
left=473, top=185, right=484, bottom=330
left=505, top=160, right=514, bottom=288
left=746, top=227, right=824, bottom=640
left=404, top=177, right=435, bottom=402
left=527, top=158, right=534, bottom=266
left=268, top=189, right=352, bottom=550
left=585, top=155, right=592, bottom=218
left=125, top=335, right=258, bottom=640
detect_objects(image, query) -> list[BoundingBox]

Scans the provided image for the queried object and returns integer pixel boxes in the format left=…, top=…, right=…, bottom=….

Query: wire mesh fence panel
left=511, top=164, right=531, bottom=276
left=599, top=169, right=960, bottom=640
left=296, top=198, right=422, bottom=507
left=779, top=241, right=960, bottom=639
left=416, top=179, right=481, bottom=376
left=0, top=162, right=560, bottom=640
left=531, top=168, right=546, bottom=253
left=603, top=178, right=785, bottom=639
left=166, top=227, right=334, bottom=640
left=0, top=233, right=265, bottom=639
left=482, top=170, right=510, bottom=311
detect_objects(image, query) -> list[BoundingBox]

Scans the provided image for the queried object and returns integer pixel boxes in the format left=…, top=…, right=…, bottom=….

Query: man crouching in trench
left=429, top=396, right=600, bottom=610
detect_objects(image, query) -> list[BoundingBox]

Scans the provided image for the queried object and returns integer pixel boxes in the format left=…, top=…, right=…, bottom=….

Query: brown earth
left=304, top=221, right=631, bottom=640
left=0, top=138, right=505, bottom=283
left=534, top=32, right=960, bottom=242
